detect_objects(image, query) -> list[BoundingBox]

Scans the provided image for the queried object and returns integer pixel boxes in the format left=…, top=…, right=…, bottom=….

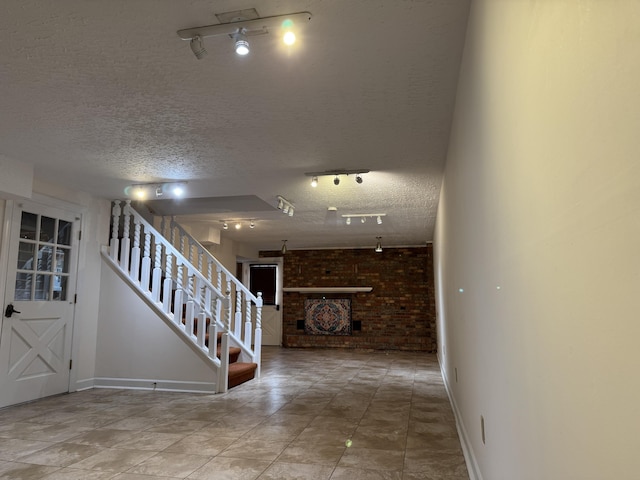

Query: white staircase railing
left=158, top=215, right=264, bottom=377
left=105, top=200, right=263, bottom=393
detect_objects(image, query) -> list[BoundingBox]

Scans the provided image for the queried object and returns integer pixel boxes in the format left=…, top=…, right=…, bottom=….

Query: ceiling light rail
left=341, top=213, right=386, bottom=225
left=221, top=219, right=257, bottom=230
left=305, top=169, right=370, bottom=187
left=276, top=195, right=295, bottom=216
left=126, top=182, right=187, bottom=200
left=178, top=11, right=312, bottom=59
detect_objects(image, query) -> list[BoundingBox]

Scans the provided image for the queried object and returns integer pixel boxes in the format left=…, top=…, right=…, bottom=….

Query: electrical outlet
left=481, top=415, right=486, bottom=444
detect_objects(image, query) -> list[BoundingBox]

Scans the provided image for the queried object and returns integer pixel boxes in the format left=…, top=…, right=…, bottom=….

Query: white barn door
left=0, top=200, right=80, bottom=408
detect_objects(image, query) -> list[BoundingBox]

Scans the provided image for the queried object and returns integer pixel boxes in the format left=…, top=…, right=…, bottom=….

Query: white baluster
left=244, top=298, right=253, bottom=349
left=141, top=231, right=151, bottom=292
left=110, top=200, right=121, bottom=260
left=172, top=261, right=183, bottom=323
left=163, top=253, right=174, bottom=313
left=120, top=200, right=131, bottom=271
left=130, top=217, right=141, bottom=282
left=152, top=240, right=162, bottom=302
left=235, top=290, right=242, bottom=337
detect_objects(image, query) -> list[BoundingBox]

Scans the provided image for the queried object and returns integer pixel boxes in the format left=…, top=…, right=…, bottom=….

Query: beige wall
left=435, top=1, right=640, bottom=479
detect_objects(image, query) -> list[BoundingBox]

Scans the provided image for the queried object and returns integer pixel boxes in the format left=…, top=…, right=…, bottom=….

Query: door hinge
left=69, top=359, right=73, bottom=370
left=78, top=230, right=82, bottom=240
left=74, top=294, right=77, bottom=304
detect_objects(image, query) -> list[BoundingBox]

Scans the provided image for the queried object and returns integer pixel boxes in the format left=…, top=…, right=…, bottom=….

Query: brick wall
left=261, top=245, right=436, bottom=352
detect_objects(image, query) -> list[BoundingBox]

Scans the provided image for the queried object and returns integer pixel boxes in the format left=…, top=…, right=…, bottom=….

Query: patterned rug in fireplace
left=304, top=298, right=352, bottom=335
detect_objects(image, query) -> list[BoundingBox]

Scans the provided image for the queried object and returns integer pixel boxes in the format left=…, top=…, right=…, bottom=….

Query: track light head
left=334, top=175, right=340, bottom=185
left=190, top=35, right=207, bottom=59
left=234, top=29, right=250, bottom=55
left=281, top=240, right=288, bottom=254
left=311, top=176, right=318, bottom=187
left=375, top=237, right=383, bottom=253
left=346, top=217, right=351, bottom=225
left=250, top=221, right=255, bottom=229
left=223, top=222, right=228, bottom=230
left=288, top=207, right=294, bottom=217
left=377, top=215, right=382, bottom=225
left=355, top=174, right=363, bottom=184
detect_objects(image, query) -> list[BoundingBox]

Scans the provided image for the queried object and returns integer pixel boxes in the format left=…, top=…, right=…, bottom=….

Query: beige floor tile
left=330, top=466, right=403, bottom=480
left=0, top=438, right=52, bottom=461
left=40, top=467, right=116, bottom=479
left=163, top=432, right=236, bottom=456
left=338, top=447, right=405, bottom=471
left=218, top=438, right=290, bottom=461
left=0, top=461, right=61, bottom=479
left=16, top=442, right=101, bottom=467
left=188, top=456, right=271, bottom=480
left=126, top=451, right=210, bottom=477
left=257, top=461, right=335, bottom=479
left=112, top=431, right=184, bottom=451
left=277, top=443, right=346, bottom=466
left=67, top=448, right=155, bottom=472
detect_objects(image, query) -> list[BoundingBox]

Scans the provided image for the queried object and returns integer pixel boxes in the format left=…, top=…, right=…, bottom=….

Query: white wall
left=435, top=1, right=640, bottom=479
left=95, top=263, right=218, bottom=391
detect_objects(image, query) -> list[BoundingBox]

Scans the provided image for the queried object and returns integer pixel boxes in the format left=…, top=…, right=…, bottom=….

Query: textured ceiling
left=0, top=0, right=470, bottom=251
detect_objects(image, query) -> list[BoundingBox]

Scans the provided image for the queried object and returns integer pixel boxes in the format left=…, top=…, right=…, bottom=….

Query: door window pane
left=17, top=242, right=35, bottom=270
left=57, top=220, right=72, bottom=245
left=37, top=245, right=54, bottom=272
left=40, top=216, right=56, bottom=243
left=20, top=212, right=37, bottom=240
left=249, top=264, right=277, bottom=305
left=52, top=275, right=67, bottom=301
left=34, top=274, right=51, bottom=300
left=14, top=273, right=32, bottom=300
left=55, top=247, right=70, bottom=273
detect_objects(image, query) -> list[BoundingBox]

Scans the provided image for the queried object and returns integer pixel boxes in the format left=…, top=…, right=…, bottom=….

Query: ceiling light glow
left=283, top=31, right=296, bottom=45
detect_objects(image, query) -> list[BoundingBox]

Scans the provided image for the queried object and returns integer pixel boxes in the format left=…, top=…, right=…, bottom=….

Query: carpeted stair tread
left=228, top=362, right=258, bottom=389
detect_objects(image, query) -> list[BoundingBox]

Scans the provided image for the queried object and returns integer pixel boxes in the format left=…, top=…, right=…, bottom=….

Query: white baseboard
left=73, top=378, right=96, bottom=391
left=93, top=377, right=217, bottom=393
left=439, top=359, right=484, bottom=480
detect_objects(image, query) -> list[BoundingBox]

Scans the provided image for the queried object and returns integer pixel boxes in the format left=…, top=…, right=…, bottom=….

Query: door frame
left=0, top=195, right=84, bottom=398
left=241, top=256, right=283, bottom=346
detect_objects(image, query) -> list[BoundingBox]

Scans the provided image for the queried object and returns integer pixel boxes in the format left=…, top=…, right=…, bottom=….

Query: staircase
left=102, top=200, right=263, bottom=393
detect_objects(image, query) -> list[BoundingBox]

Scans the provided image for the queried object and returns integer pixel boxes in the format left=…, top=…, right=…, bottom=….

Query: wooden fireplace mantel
left=282, top=287, right=373, bottom=293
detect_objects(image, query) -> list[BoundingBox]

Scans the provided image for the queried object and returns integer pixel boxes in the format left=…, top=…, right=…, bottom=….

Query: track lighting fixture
left=190, top=34, right=207, bottom=59
left=305, top=169, right=370, bottom=186
left=281, top=240, right=288, bottom=254
left=375, top=237, right=383, bottom=253
left=276, top=195, right=295, bottom=216
left=342, top=213, right=386, bottom=225
left=177, top=11, right=312, bottom=59
left=233, top=29, right=250, bottom=55
left=221, top=219, right=258, bottom=230
left=126, top=182, right=187, bottom=200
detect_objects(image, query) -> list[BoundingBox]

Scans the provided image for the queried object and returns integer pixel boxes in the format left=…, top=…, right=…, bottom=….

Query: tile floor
left=0, top=347, right=469, bottom=480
